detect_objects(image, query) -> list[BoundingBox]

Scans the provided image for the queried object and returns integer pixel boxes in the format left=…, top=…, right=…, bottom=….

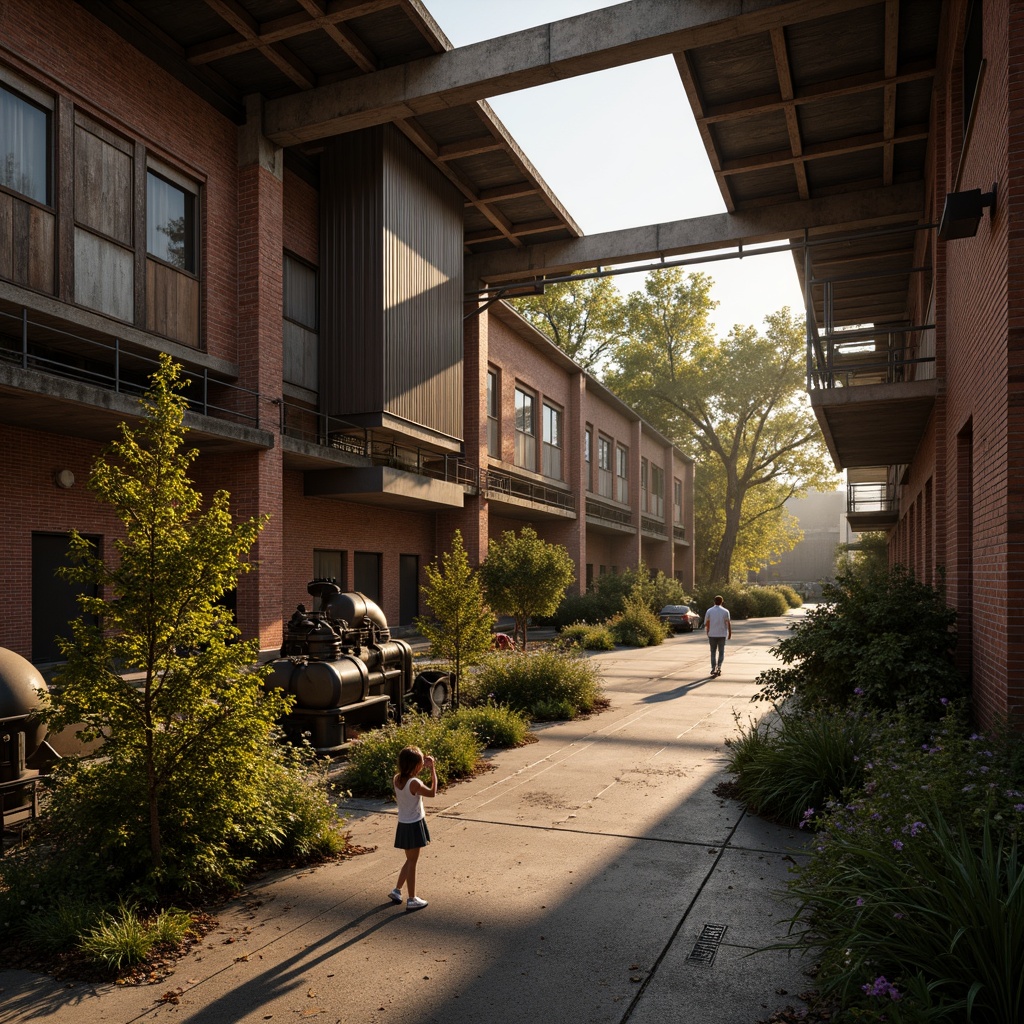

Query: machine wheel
left=412, top=670, right=451, bottom=716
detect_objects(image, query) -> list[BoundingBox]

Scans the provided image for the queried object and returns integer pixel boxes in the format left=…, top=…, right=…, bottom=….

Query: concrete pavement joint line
left=441, top=704, right=659, bottom=815
left=618, top=806, right=752, bottom=1024
left=432, top=813, right=742, bottom=847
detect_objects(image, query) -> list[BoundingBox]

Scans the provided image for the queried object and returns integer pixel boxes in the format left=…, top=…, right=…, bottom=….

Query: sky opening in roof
left=427, top=0, right=806, bottom=335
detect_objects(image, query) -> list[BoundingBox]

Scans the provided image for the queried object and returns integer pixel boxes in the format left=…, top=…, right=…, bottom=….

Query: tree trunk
left=710, top=486, right=745, bottom=582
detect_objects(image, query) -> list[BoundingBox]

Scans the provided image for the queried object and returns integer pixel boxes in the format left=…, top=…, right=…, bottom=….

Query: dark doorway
left=399, top=554, right=419, bottom=625
left=354, top=551, right=382, bottom=605
left=32, top=532, right=100, bottom=664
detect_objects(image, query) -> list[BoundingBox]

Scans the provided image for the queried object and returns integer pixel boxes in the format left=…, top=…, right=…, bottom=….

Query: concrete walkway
left=0, top=614, right=813, bottom=1024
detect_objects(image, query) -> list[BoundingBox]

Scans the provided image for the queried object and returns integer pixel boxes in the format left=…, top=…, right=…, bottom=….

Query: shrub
left=775, top=704, right=1024, bottom=1021
left=464, top=649, right=604, bottom=719
left=558, top=621, right=616, bottom=650
left=343, top=713, right=483, bottom=798
left=746, top=586, right=789, bottom=617
left=770, top=584, right=803, bottom=608
left=547, top=592, right=609, bottom=628
left=753, top=564, right=965, bottom=714
left=531, top=698, right=578, bottom=721
left=608, top=596, right=670, bottom=647
left=547, top=564, right=689, bottom=627
left=726, top=708, right=874, bottom=827
left=78, top=902, right=159, bottom=972
left=24, top=898, right=106, bottom=954
left=444, top=704, right=531, bottom=748
left=690, top=582, right=757, bottom=620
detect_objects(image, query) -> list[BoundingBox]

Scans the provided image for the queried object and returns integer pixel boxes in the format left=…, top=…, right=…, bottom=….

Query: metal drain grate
left=685, top=923, right=727, bottom=966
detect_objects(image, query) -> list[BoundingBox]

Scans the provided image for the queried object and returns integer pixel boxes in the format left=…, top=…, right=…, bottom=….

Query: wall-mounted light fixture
left=937, top=183, right=997, bottom=241
left=54, top=469, right=75, bottom=489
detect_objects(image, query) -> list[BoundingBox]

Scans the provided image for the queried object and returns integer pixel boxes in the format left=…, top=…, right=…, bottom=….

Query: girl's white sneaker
left=406, top=896, right=428, bottom=910
left=388, top=888, right=403, bottom=904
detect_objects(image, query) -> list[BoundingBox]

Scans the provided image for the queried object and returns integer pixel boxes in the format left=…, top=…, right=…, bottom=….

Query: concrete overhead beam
left=464, top=182, right=926, bottom=284
left=263, top=0, right=877, bottom=146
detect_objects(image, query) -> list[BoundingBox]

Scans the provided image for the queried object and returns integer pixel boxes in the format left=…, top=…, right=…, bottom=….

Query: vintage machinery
left=266, top=581, right=449, bottom=754
left=0, top=647, right=55, bottom=836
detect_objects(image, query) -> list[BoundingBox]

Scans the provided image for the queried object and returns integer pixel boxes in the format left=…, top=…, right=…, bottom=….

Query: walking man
left=704, top=595, right=731, bottom=677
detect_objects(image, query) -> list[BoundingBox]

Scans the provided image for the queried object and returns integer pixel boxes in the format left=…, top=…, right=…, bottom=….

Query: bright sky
left=427, top=0, right=806, bottom=335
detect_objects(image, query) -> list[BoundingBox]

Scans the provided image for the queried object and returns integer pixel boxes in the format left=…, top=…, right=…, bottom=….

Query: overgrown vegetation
left=607, top=594, right=670, bottom=647
left=724, top=562, right=1024, bottom=1022
left=557, top=621, right=616, bottom=650
left=462, top=649, right=605, bottom=721
left=753, top=562, right=966, bottom=714
left=342, top=705, right=532, bottom=798
left=0, top=357, right=344, bottom=971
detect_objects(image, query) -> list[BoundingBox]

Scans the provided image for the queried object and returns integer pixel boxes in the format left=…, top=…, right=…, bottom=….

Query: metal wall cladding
left=320, top=125, right=463, bottom=441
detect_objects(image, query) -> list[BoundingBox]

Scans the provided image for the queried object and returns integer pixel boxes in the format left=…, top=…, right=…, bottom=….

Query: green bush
left=531, top=698, right=578, bottom=721
left=78, top=902, right=160, bottom=972
left=547, top=564, right=689, bottom=627
left=690, top=582, right=756, bottom=620
left=558, top=621, right=616, bottom=650
left=343, top=713, right=483, bottom=798
left=464, top=649, right=604, bottom=720
left=24, top=898, right=106, bottom=955
left=548, top=592, right=610, bottom=628
left=753, top=563, right=965, bottom=714
left=608, top=596, right=670, bottom=647
left=746, top=586, right=789, bottom=617
left=725, top=708, right=873, bottom=826
left=769, top=584, right=803, bottom=608
left=444, top=704, right=532, bottom=748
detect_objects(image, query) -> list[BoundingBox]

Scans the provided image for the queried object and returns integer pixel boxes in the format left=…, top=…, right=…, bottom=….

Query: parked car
left=658, top=604, right=701, bottom=633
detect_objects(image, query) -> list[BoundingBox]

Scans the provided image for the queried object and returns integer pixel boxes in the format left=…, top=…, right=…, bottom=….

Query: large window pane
left=0, top=84, right=49, bottom=204
left=147, top=171, right=195, bottom=272
left=542, top=402, right=562, bottom=480
left=514, top=387, right=536, bottom=471
left=487, top=370, right=500, bottom=457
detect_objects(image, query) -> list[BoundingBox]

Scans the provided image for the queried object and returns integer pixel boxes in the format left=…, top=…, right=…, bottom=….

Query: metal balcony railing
left=483, top=469, right=576, bottom=512
left=585, top=498, right=633, bottom=528
left=279, top=401, right=479, bottom=487
left=673, top=524, right=687, bottom=543
left=0, top=305, right=261, bottom=428
left=641, top=515, right=667, bottom=537
left=847, top=481, right=898, bottom=516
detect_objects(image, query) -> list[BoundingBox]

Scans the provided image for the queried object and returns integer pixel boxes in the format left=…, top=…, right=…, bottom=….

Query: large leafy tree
left=417, top=529, right=496, bottom=703
left=480, top=526, right=575, bottom=650
left=606, top=268, right=835, bottom=583
left=510, top=269, right=625, bottom=373
left=46, top=355, right=334, bottom=891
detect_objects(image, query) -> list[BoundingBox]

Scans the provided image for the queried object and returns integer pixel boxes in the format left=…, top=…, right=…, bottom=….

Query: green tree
left=480, top=526, right=575, bottom=650
left=46, top=355, right=334, bottom=890
left=510, top=269, right=625, bottom=372
left=606, top=270, right=835, bottom=583
left=416, top=530, right=496, bottom=705
left=836, top=530, right=889, bottom=578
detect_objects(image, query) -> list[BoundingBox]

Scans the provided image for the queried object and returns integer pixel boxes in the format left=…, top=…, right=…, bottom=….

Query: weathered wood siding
left=0, top=191, right=54, bottom=293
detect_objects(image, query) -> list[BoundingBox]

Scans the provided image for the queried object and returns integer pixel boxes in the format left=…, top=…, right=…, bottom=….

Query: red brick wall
left=0, top=429, right=123, bottom=657
left=0, top=0, right=242, bottom=363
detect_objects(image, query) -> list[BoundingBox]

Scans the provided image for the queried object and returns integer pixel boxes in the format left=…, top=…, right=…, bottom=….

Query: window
left=651, top=464, right=665, bottom=518
left=147, top=170, right=195, bottom=272
left=283, top=253, right=319, bottom=391
left=514, top=386, right=536, bottom=471
left=674, top=478, right=683, bottom=523
left=313, top=549, right=346, bottom=608
left=640, top=457, right=649, bottom=512
left=0, top=83, right=49, bottom=205
left=542, top=402, right=563, bottom=479
left=616, top=445, right=628, bottom=503
left=584, top=426, right=592, bottom=491
left=284, top=253, right=318, bottom=330
left=487, top=369, right=500, bottom=457
left=597, top=436, right=612, bottom=498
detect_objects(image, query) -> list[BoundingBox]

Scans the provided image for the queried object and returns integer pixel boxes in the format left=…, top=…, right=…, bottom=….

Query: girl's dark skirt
left=395, top=817, right=431, bottom=849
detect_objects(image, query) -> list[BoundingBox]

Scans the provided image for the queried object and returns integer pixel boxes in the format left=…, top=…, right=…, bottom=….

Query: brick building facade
left=0, top=0, right=692, bottom=665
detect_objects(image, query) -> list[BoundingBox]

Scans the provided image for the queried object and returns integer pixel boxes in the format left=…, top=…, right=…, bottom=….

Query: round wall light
left=54, top=469, right=75, bottom=489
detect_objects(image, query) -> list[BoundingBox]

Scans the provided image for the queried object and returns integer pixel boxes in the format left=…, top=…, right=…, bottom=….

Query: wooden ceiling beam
left=188, top=0, right=396, bottom=64
left=770, top=25, right=809, bottom=201
left=699, top=61, right=935, bottom=125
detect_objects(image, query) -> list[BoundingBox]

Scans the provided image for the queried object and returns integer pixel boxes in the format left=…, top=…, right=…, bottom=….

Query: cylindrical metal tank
left=325, top=592, right=388, bottom=629
left=291, top=656, right=369, bottom=710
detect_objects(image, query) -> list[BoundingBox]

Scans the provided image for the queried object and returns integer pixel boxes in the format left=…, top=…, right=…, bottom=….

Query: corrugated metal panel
left=382, top=127, right=462, bottom=440
left=320, top=129, right=383, bottom=418
left=320, top=126, right=463, bottom=442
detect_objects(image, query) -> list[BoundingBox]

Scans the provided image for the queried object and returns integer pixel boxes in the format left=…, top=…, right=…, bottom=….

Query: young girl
left=389, top=745, right=437, bottom=909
